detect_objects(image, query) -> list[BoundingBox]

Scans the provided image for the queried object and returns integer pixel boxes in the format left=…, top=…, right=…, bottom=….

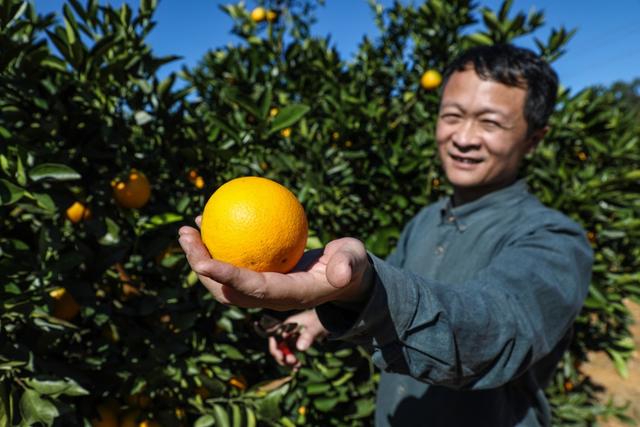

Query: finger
left=178, top=225, right=199, bottom=238
left=178, top=229, right=212, bottom=266
left=285, top=352, right=297, bottom=366
left=296, top=332, right=315, bottom=351
left=326, top=249, right=356, bottom=288
left=195, top=215, right=202, bottom=228
left=269, top=337, right=285, bottom=366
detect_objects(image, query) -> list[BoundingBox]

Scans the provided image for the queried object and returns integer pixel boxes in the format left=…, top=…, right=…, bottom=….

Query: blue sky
left=36, top=0, right=640, bottom=92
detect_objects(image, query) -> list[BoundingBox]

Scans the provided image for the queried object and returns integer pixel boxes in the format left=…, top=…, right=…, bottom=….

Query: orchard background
left=1, top=0, right=639, bottom=426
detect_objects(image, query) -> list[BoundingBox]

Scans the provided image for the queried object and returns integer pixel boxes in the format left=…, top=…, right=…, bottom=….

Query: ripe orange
left=266, top=10, right=278, bottom=22
left=280, top=128, right=292, bottom=138
left=112, top=170, right=151, bottom=209
left=119, top=410, right=139, bottom=427
left=250, top=7, right=266, bottom=22
left=200, top=177, right=308, bottom=273
left=420, top=69, right=442, bottom=90
left=50, top=288, right=80, bottom=321
left=66, top=201, right=91, bottom=223
left=91, top=401, right=119, bottom=427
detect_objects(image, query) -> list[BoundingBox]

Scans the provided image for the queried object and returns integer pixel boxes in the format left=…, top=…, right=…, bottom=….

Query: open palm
left=178, top=217, right=373, bottom=311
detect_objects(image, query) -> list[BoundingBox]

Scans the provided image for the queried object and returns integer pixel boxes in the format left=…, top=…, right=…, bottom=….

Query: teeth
left=452, top=155, right=481, bottom=164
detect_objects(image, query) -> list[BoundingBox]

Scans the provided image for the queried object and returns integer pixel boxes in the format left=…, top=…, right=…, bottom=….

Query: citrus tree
left=1, top=0, right=639, bottom=426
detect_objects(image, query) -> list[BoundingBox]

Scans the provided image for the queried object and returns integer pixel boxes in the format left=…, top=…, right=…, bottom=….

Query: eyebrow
left=440, top=102, right=509, bottom=118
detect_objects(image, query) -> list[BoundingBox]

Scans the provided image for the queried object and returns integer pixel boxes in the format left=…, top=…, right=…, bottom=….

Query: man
left=179, top=44, right=593, bottom=426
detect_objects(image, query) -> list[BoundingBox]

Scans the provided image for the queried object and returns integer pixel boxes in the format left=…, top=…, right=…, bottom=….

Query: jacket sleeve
left=316, top=218, right=593, bottom=390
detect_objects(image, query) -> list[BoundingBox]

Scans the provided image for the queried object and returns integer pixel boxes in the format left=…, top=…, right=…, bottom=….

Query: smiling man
left=179, top=44, right=593, bottom=427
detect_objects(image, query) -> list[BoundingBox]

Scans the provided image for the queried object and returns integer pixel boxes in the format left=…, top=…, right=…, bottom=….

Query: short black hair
left=442, top=44, right=559, bottom=134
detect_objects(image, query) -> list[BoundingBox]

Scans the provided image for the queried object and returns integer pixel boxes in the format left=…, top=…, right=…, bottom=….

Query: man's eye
left=441, top=113, right=460, bottom=121
left=482, top=120, right=501, bottom=128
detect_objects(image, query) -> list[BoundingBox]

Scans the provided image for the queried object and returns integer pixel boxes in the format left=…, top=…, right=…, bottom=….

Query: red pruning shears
left=254, top=314, right=301, bottom=357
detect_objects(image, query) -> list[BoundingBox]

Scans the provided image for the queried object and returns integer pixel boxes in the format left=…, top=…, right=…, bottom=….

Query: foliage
left=1, top=0, right=639, bottom=426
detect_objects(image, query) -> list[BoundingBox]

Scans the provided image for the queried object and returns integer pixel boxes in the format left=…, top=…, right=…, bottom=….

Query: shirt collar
left=440, top=179, right=530, bottom=231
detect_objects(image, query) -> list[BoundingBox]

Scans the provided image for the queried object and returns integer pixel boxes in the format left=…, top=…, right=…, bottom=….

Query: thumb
left=326, top=249, right=357, bottom=289
left=296, top=332, right=315, bottom=351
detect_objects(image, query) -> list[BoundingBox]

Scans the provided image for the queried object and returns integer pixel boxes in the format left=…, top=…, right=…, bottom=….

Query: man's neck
left=452, top=178, right=518, bottom=207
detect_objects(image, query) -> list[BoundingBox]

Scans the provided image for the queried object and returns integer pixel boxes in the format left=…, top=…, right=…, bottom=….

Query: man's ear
left=526, top=126, right=549, bottom=154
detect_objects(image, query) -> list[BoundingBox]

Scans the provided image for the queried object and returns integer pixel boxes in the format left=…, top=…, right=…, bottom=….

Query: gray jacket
left=317, top=179, right=593, bottom=426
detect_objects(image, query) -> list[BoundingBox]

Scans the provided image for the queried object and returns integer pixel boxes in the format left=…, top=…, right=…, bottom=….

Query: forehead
left=440, top=68, right=527, bottom=116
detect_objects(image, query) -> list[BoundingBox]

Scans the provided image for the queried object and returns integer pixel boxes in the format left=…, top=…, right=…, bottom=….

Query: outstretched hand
left=178, top=216, right=373, bottom=311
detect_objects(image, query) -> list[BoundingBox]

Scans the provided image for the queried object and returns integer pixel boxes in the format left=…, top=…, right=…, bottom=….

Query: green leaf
left=0, top=126, right=10, bottom=139
left=213, top=404, right=230, bottom=427
left=33, top=193, right=56, bottom=213
left=0, top=179, right=27, bottom=205
left=214, top=344, right=244, bottom=361
left=194, top=414, right=214, bottom=427
left=24, top=377, right=89, bottom=397
left=313, top=396, right=339, bottom=412
left=245, top=407, right=257, bottom=427
left=269, top=104, right=311, bottom=134
left=99, top=218, right=121, bottom=246
left=19, top=389, right=58, bottom=427
left=29, top=164, right=81, bottom=182
left=608, top=350, right=629, bottom=379
left=0, top=382, right=9, bottom=427
left=466, top=32, right=493, bottom=46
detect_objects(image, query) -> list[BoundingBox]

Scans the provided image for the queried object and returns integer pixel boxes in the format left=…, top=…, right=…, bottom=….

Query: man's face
left=436, top=68, right=540, bottom=202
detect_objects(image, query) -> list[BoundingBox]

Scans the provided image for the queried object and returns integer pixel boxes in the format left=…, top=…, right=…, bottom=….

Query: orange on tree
left=420, top=69, right=442, bottom=90
left=91, top=401, right=119, bottom=427
left=250, top=6, right=266, bottom=22
left=269, top=107, right=279, bottom=117
left=280, top=127, right=292, bottom=138
left=266, top=10, right=278, bottom=22
left=112, top=169, right=151, bottom=209
left=194, top=176, right=205, bottom=189
left=200, top=176, right=308, bottom=273
left=66, top=201, right=91, bottom=223
left=228, top=376, right=247, bottom=390
left=50, top=288, right=80, bottom=321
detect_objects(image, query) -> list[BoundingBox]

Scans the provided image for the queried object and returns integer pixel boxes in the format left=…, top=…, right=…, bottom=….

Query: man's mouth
left=450, top=153, right=483, bottom=164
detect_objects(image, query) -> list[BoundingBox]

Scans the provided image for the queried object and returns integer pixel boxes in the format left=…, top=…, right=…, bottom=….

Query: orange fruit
left=112, top=170, right=151, bottom=209
left=280, top=128, right=292, bottom=138
left=194, top=176, right=205, bottom=189
left=266, top=10, right=278, bottom=22
left=269, top=107, right=279, bottom=117
left=420, top=69, right=442, bottom=90
left=91, top=401, right=119, bottom=427
left=201, top=177, right=308, bottom=273
left=228, top=376, right=247, bottom=390
left=66, top=201, right=91, bottom=223
left=250, top=7, right=266, bottom=22
left=119, top=410, right=140, bottom=427
left=50, top=288, right=80, bottom=321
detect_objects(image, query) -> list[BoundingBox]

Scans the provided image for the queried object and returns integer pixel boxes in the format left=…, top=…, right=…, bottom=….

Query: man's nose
left=451, top=121, right=481, bottom=151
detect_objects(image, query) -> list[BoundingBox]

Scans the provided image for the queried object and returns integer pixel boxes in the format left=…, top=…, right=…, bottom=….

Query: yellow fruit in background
left=280, top=127, right=291, bottom=138
left=266, top=10, right=278, bottom=22
left=251, top=7, right=266, bottom=22
left=112, top=169, right=151, bottom=209
left=91, top=402, right=119, bottom=427
left=66, top=201, right=91, bottom=223
left=269, top=107, right=279, bottom=117
left=194, top=176, right=205, bottom=189
left=201, top=177, right=308, bottom=273
left=119, top=410, right=140, bottom=427
left=420, top=69, right=442, bottom=90
left=50, top=288, right=80, bottom=321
